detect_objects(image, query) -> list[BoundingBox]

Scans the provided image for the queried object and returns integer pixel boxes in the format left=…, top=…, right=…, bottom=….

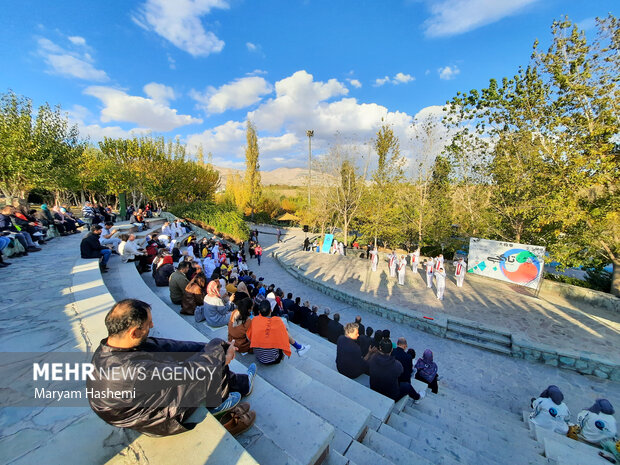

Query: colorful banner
left=321, top=234, right=334, bottom=254
left=468, top=238, right=546, bottom=290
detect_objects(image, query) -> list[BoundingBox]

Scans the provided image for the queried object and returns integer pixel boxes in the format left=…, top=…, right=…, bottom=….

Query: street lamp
left=306, top=130, right=314, bottom=206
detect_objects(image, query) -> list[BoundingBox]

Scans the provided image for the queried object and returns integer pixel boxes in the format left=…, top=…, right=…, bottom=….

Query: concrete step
left=105, top=257, right=334, bottom=465
left=361, top=428, right=434, bottom=465
left=543, top=437, right=609, bottom=465
left=324, top=448, right=353, bottom=465
left=398, top=409, right=548, bottom=465
left=236, top=426, right=303, bottom=465
left=377, top=422, right=463, bottom=465
left=387, top=412, right=493, bottom=465
left=345, top=440, right=395, bottom=465
left=446, top=320, right=512, bottom=346
left=531, top=423, right=609, bottom=463
left=445, top=330, right=512, bottom=355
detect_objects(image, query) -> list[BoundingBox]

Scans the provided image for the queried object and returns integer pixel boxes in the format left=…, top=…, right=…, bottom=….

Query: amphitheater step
left=531, top=423, right=610, bottom=464
left=325, top=448, right=354, bottom=465
left=236, top=427, right=303, bottom=465
left=104, top=258, right=334, bottom=465
left=445, top=329, right=512, bottom=355
left=344, top=440, right=395, bottom=465
left=361, top=428, right=434, bottom=465
left=446, top=319, right=512, bottom=346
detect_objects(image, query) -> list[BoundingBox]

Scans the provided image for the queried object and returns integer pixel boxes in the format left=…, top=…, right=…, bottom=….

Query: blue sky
left=0, top=0, right=616, bottom=170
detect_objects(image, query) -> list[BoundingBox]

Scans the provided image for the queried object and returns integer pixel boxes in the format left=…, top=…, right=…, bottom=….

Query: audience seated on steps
left=336, top=323, right=369, bottom=379
left=357, top=326, right=373, bottom=357
left=87, top=298, right=257, bottom=437
left=181, top=272, right=208, bottom=315
left=369, top=339, right=424, bottom=402
left=228, top=297, right=253, bottom=354
left=196, top=280, right=234, bottom=327
left=0, top=235, right=12, bottom=267
left=99, top=221, right=121, bottom=250
left=247, top=300, right=310, bottom=364
left=154, top=254, right=175, bottom=286
left=327, top=312, right=345, bottom=343
left=129, top=209, right=146, bottom=231
left=576, top=399, right=619, bottom=460
left=0, top=206, right=43, bottom=253
left=52, top=205, right=79, bottom=234
left=394, top=338, right=415, bottom=385
left=80, top=224, right=112, bottom=272
left=169, top=261, right=191, bottom=305
left=317, top=308, right=332, bottom=338
left=529, top=385, right=571, bottom=435
left=352, top=315, right=365, bottom=336
left=15, top=206, right=50, bottom=243
left=414, top=349, right=440, bottom=394
left=306, top=306, right=319, bottom=334
left=81, top=201, right=102, bottom=227
left=119, top=233, right=150, bottom=273
left=37, top=204, right=69, bottom=236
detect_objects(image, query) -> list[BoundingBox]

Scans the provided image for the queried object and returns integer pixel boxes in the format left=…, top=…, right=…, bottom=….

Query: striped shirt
left=254, top=347, right=281, bottom=364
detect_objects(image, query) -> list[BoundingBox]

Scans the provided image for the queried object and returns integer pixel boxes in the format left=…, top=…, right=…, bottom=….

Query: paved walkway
left=235, top=227, right=619, bottom=416
left=272, top=230, right=620, bottom=365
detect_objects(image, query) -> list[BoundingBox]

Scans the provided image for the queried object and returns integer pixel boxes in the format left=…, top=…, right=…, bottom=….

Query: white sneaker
left=414, top=389, right=426, bottom=404
left=296, top=344, right=310, bottom=356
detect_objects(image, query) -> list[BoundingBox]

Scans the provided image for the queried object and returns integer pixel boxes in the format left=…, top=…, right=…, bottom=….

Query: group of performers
left=369, top=247, right=467, bottom=301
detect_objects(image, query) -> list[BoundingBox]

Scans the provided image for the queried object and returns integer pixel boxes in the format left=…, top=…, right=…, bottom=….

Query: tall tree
left=243, top=121, right=261, bottom=220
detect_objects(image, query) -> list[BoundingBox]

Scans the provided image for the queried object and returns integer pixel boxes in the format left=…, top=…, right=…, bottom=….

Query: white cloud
left=187, top=120, right=246, bottom=160
left=167, top=54, right=176, bottom=69
left=424, top=0, right=538, bottom=37
left=259, top=133, right=299, bottom=153
left=143, top=82, right=176, bottom=105
left=347, top=79, right=362, bottom=88
left=373, top=72, right=415, bottom=86
left=191, top=76, right=273, bottom=114
left=133, top=0, right=229, bottom=57
left=84, top=86, right=202, bottom=132
left=246, top=42, right=257, bottom=51
left=37, top=37, right=109, bottom=82
left=438, top=65, right=460, bottom=80
left=68, top=36, right=87, bottom=46
left=66, top=105, right=150, bottom=140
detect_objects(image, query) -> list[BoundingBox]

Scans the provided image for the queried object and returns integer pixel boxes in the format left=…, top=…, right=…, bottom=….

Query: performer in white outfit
left=388, top=251, right=397, bottom=278
left=338, top=241, right=344, bottom=255
left=397, top=255, right=407, bottom=285
left=434, top=254, right=444, bottom=272
left=161, top=221, right=174, bottom=242
left=425, top=259, right=434, bottom=288
left=410, top=248, right=420, bottom=272
left=435, top=266, right=446, bottom=300
left=370, top=247, right=378, bottom=272
left=453, top=257, right=467, bottom=287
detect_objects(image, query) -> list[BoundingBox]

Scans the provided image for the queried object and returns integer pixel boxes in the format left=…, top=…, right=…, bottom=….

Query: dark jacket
left=356, top=322, right=365, bottom=337
left=317, top=314, right=331, bottom=338
left=357, top=334, right=372, bottom=357
left=0, top=214, right=21, bottom=232
left=154, top=264, right=175, bottom=286
left=298, top=305, right=311, bottom=328
left=327, top=320, right=344, bottom=344
left=306, top=312, right=319, bottom=333
left=87, top=337, right=227, bottom=437
left=393, top=347, right=413, bottom=383
left=369, top=353, right=403, bottom=401
left=336, top=335, right=368, bottom=379
left=80, top=233, right=105, bottom=258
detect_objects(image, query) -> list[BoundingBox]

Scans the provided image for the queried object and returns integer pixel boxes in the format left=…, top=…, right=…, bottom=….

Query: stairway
left=445, top=319, right=512, bottom=355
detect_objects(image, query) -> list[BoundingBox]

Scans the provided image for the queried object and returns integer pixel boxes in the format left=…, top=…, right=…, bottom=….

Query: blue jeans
left=100, top=248, right=111, bottom=265
left=0, top=236, right=10, bottom=251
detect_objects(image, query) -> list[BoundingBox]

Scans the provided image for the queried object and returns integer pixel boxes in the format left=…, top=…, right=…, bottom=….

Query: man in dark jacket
left=369, top=339, right=423, bottom=402
left=327, top=313, right=344, bottom=344
left=80, top=224, right=112, bottom=271
left=336, top=323, right=368, bottom=379
left=393, top=337, right=414, bottom=383
left=0, top=206, right=41, bottom=252
left=298, top=300, right=311, bottom=328
left=353, top=315, right=365, bottom=336
left=306, top=306, right=319, bottom=333
left=317, top=308, right=331, bottom=338
left=88, top=299, right=257, bottom=437
left=357, top=326, right=373, bottom=357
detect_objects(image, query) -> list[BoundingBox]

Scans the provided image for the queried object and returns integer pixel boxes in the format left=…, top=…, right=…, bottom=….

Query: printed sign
left=321, top=234, right=334, bottom=254
left=468, top=238, right=545, bottom=290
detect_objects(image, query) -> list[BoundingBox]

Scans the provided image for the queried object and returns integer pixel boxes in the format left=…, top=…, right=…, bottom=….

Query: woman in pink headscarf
left=195, top=279, right=234, bottom=327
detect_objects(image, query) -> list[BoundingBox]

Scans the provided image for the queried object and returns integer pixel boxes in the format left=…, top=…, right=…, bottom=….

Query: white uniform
left=577, top=409, right=617, bottom=444
left=338, top=242, right=344, bottom=255
left=453, top=259, right=467, bottom=287
left=434, top=256, right=444, bottom=272
left=425, top=261, right=434, bottom=288
left=410, top=250, right=420, bottom=271
left=529, top=397, right=571, bottom=435
left=397, top=257, right=407, bottom=285
left=388, top=253, right=397, bottom=278
left=435, top=269, right=446, bottom=300
left=370, top=249, right=378, bottom=272
left=161, top=224, right=174, bottom=241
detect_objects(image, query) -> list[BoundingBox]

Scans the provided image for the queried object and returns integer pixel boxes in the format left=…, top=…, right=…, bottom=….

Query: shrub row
left=168, top=201, right=250, bottom=242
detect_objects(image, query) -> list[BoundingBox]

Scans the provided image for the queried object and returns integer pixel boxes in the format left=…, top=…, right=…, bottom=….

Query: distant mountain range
left=213, top=166, right=308, bottom=186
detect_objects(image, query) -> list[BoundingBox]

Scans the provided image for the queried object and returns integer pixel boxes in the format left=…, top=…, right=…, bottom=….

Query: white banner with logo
left=467, top=238, right=546, bottom=290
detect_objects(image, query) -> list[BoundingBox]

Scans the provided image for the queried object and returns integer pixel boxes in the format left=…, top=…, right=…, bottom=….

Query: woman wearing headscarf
left=228, top=297, right=253, bottom=354
left=154, top=255, right=175, bottom=286
left=414, top=349, right=440, bottom=394
left=235, top=281, right=251, bottom=301
left=529, top=385, right=571, bottom=434
left=195, top=280, right=234, bottom=327
left=181, top=272, right=207, bottom=316
left=577, top=399, right=618, bottom=459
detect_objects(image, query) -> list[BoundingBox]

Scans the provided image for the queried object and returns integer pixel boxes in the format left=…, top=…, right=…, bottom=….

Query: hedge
left=168, top=201, right=249, bottom=242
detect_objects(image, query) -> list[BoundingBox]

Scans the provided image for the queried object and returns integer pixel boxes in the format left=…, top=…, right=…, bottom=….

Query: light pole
left=306, top=130, right=314, bottom=206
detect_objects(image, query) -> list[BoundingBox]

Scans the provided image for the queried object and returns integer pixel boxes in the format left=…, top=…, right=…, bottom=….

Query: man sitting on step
left=369, top=339, right=424, bottom=403
left=336, top=323, right=369, bottom=379
left=88, top=299, right=258, bottom=437
left=247, top=300, right=310, bottom=364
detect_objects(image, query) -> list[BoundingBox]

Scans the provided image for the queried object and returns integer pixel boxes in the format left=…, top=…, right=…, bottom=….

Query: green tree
left=243, top=121, right=261, bottom=220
